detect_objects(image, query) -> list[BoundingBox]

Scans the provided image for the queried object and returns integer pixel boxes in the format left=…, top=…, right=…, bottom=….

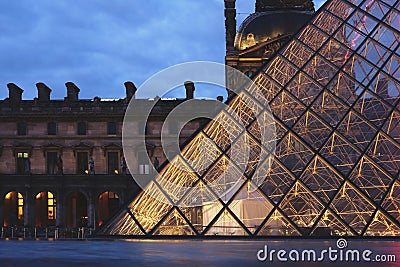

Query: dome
left=234, top=10, right=313, bottom=51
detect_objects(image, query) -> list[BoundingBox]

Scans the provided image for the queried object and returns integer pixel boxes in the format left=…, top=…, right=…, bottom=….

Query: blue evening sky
left=0, top=0, right=325, bottom=100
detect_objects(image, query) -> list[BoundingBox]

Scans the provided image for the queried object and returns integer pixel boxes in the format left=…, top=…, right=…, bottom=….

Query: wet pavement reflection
left=0, top=239, right=399, bottom=267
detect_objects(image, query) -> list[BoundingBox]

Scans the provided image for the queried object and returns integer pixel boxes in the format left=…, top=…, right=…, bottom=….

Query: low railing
left=0, top=226, right=95, bottom=240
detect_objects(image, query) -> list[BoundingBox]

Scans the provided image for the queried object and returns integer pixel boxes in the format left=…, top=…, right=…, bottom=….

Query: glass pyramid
left=99, top=0, right=400, bottom=237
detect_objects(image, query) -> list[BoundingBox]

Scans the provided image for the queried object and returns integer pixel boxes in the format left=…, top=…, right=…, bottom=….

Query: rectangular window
left=107, top=152, right=119, bottom=174
left=17, top=122, right=27, bottom=136
left=107, top=122, right=117, bottom=135
left=17, top=152, right=29, bottom=174
left=108, top=192, right=119, bottom=199
left=47, top=152, right=58, bottom=174
left=47, top=122, right=57, bottom=135
left=139, top=164, right=150, bottom=174
left=138, top=151, right=150, bottom=174
left=47, top=192, right=56, bottom=220
left=77, top=122, right=87, bottom=135
left=17, top=193, right=24, bottom=220
left=77, top=152, right=88, bottom=174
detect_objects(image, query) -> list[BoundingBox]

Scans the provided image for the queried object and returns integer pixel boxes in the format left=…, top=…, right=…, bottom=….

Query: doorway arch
left=35, top=191, right=56, bottom=227
left=98, top=191, right=121, bottom=226
left=3, top=191, right=24, bottom=226
left=66, top=192, right=87, bottom=228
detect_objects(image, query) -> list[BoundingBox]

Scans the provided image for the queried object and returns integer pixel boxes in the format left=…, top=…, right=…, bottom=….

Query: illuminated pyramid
left=99, top=0, right=400, bottom=236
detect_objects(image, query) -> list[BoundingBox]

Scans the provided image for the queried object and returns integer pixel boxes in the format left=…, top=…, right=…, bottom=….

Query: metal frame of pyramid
left=98, top=0, right=400, bottom=237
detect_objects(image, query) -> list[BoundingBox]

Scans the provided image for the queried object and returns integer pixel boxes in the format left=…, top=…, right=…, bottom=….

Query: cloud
left=0, top=0, right=326, bottom=100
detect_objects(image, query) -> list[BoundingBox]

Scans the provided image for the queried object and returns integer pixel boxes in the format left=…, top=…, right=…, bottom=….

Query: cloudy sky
left=0, top=0, right=325, bottom=100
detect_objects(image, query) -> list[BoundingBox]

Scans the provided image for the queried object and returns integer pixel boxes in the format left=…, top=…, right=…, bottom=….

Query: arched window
left=98, top=191, right=120, bottom=226
left=66, top=192, right=87, bottom=228
left=3, top=192, right=24, bottom=226
left=35, top=191, right=56, bottom=227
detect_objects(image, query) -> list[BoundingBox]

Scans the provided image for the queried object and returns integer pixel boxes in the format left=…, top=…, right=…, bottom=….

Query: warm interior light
left=114, top=169, right=119, bottom=174
left=85, top=170, right=89, bottom=174
left=5, top=192, right=11, bottom=200
left=18, top=207, right=23, bottom=218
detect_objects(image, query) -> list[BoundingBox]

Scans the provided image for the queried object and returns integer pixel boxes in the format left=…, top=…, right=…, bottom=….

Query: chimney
left=224, top=0, right=236, bottom=54
left=256, top=0, right=315, bottom=12
left=124, top=81, right=137, bottom=100
left=7, top=83, right=23, bottom=102
left=184, top=81, right=195, bottom=99
left=36, top=82, right=52, bottom=102
left=65, top=82, right=80, bottom=101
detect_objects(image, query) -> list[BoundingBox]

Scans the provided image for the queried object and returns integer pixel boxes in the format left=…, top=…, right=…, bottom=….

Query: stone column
left=56, top=190, right=66, bottom=227
left=23, top=190, right=34, bottom=227
left=88, top=192, right=97, bottom=229
left=0, top=197, right=4, bottom=226
left=224, top=0, right=237, bottom=100
left=224, top=0, right=236, bottom=53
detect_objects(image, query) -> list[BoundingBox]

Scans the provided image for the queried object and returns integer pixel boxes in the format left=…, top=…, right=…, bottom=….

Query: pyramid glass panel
left=329, top=182, right=376, bottom=234
left=257, top=209, right=301, bottom=236
left=179, top=181, right=224, bottom=233
left=258, top=159, right=295, bottom=204
left=383, top=110, right=400, bottom=142
left=299, top=156, right=344, bottom=203
left=282, top=40, right=314, bottom=69
left=364, top=210, right=400, bottom=236
left=319, top=133, right=360, bottom=176
left=366, top=133, right=400, bottom=176
left=292, top=111, right=333, bottom=150
left=279, top=181, right=325, bottom=230
left=130, top=182, right=174, bottom=234
left=382, top=181, right=400, bottom=222
left=270, top=90, right=307, bottom=128
left=204, top=208, right=249, bottom=236
left=311, top=210, right=355, bottom=236
left=226, top=133, right=263, bottom=175
left=298, top=25, right=329, bottom=51
left=227, top=182, right=274, bottom=234
left=154, top=208, right=196, bottom=236
left=247, top=74, right=281, bottom=106
left=100, top=210, right=145, bottom=236
left=349, top=157, right=393, bottom=202
left=98, top=0, right=400, bottom=237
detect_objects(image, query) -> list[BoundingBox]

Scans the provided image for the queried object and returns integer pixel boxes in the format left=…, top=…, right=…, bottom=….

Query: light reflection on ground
left=0, top=239, right=399, bottom=267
